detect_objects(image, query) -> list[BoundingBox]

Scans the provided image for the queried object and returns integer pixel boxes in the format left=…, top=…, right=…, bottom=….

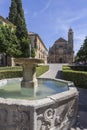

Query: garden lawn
left=0, top=65, right=49, bottom=79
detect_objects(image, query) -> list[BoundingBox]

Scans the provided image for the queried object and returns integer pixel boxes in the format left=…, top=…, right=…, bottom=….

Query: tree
left=8, top=0, right=28, bottom=39
left=76, top=37, right=87, bottom=63
left=8, top=0, right=17, bottom=24
left=0, top=24, right=22, bottom=57
left=31, top=47, right=35, bottom=58
left=20, top=37, right=30, bottom=57
left=8, top=0, right=32, bottom=57
left=15, top=0, right=28, bottom=39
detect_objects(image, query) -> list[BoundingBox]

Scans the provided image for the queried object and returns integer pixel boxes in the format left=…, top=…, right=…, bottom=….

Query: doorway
left=59, top=58, right=63, bottom=63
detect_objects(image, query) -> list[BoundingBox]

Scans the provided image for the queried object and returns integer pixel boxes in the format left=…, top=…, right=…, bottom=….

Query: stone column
left=21, top=63, right=38, bottom=96
left=14, top=58, right=44, bottom=96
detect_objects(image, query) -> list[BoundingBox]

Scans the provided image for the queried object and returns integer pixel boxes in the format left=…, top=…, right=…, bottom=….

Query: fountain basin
left=0, top=78, right=68, bottom=99
left=0, top=78, right=78, bottom=130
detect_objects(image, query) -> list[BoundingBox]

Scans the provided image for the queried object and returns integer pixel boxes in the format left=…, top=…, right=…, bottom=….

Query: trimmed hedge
left=69, top=65, right=87, bottom=71
left=0, top=70, right=22, bottom=79
left=0, top=66, right=22, bottom=70
left=0, top=65, right=49, bottom=79
left=62, top=66, right=87, bottom=88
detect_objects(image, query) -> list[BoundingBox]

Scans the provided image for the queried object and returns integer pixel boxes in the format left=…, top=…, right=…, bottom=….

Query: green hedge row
left=69, top=65, right=87, bottom=71
left=0, top=65, right=49, bottom=79
left=62, top=66, right=87, bottom=88
left=0, top=66, right=22, bottom=70
left=0, top=70, right=22, bottom=79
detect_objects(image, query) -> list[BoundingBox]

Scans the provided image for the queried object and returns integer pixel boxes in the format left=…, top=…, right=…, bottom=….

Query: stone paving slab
left=40, top=63, right=63, bottom=79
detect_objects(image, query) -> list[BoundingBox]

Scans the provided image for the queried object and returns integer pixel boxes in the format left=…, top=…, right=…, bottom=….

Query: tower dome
left=69, top=28, right=73, bottom=32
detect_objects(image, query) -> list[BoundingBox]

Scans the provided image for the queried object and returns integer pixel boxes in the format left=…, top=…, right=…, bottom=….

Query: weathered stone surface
left=36, top=96, right=78, bottom=130
left=0, top=78, right=78, bottom=130
left=0, top=105, right=30, bottom=130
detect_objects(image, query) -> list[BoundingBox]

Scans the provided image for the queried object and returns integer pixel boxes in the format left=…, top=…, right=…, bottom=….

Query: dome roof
left=69, top=28, right=73, bottom=32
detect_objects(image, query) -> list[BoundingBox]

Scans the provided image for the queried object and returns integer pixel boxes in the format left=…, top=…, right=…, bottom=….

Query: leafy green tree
left=76, top=37, right=87, bottom=63
left=0, top=24, right=22, bottom=57
left=0, top=29, right=6, bottom=53
left=20, top=37, right=30, bottom=57
left=31, top=47, right=35, bottom=58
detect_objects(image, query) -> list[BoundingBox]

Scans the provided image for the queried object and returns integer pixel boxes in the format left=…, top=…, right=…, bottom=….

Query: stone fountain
left=0, top=58, right=78, bottom=130
left=14, top=58, right=44, bottom=96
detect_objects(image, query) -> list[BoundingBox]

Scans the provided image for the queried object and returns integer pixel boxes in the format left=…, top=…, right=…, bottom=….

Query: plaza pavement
left=40, top=64, right=87, bottom=130
left=39, top=63, right=63, bottom=79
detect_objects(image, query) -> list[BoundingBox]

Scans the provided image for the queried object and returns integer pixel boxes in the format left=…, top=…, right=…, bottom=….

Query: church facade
left=48, top=28, right=74, bottom=63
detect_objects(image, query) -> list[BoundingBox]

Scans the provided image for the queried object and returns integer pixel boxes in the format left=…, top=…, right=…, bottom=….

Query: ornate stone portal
left=14, top=58, right=44, bottom=96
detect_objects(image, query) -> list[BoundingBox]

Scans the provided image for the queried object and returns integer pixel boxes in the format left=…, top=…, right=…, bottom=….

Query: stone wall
left=0, top=103, right=30, bottom=130
left=36, top=95, right=78, bottom=130
left=0, top=83, right=78, bottom=130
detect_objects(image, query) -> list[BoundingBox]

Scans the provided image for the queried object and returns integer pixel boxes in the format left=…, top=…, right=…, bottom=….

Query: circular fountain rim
left=0, top=78, right=78, bottom=106
left=14, top=58, right=44, bottom=64
left=0, top=77, right=74, bottom=89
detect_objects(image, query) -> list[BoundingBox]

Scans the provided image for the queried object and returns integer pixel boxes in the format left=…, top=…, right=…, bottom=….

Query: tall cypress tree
left=8, top=0, right=28, bottom=39
left=15, top=0, right=28, bottom=39
left=8, top=0, right=17, bottom=24
left=8, top=0, right=30, bottom=57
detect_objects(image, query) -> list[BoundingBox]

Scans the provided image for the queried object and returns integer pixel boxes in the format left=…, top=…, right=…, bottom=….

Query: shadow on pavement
left=55, top=70, right=62, bottom=79
left=78, top=110, right=87, bottom=129
left=76, top=88, right=87, bottom=129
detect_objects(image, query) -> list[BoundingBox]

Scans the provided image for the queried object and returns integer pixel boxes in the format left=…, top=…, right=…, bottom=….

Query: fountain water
left=0, top=58, right=78, bottom=130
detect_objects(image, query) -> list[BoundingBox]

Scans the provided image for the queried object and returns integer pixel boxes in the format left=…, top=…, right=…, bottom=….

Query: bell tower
left=68, top=28, right=74, bottom=63
left=68, top=28, right=73, bottom=50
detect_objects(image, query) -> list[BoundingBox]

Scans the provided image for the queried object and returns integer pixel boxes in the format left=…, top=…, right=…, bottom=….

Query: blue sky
left=0, top=0, right=87, bottom=54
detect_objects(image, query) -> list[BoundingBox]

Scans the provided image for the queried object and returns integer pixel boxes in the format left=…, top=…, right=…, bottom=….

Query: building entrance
left=59, top=58, right=63, bottom=63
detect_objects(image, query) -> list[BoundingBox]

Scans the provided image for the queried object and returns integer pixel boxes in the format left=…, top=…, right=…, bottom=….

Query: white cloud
left=55, top=8, right=87, bottom=26
left=65, top=9, right=87, bottom=23
left=40, top=0, right=53, bottom=13
left=24, top=10, right=28, bottom=15
left=30, top=12, right=38, bottom=19
left=49, top=7, right=87, bottom=39
left=31, top=0, right=53, bottom=18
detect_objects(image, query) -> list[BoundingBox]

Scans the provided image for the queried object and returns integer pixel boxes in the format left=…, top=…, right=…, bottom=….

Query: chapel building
left=48, top=28, right=74, bottom=63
